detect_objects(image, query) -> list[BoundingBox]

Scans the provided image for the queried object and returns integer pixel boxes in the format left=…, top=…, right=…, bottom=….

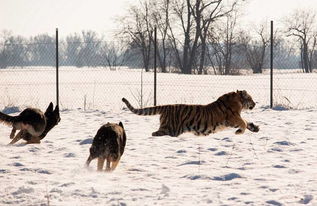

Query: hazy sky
left=1, top=0, right=317, bottom=38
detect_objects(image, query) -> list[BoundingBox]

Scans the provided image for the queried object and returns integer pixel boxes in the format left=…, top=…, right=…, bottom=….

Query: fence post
left=56, top=28, right=59, bottom=107
left=154, top=26, right=157, bottom=106
left=270, top=21, right=273, bottom=108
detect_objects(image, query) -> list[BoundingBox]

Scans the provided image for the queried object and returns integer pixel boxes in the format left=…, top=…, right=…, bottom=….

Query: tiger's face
left=237, top=90, right=256, bottom=110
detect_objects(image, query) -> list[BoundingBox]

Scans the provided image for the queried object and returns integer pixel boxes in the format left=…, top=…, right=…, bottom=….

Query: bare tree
left=100, top=40, right=129, bottom=70
left=167, top=0, right=194, bottom=74
left=167, top=0, right=240, bottom=74
left=117, top=0, right=242, bottom=74
left=29, top=34, right=55, bottom=66
left=208, top=11, right=240, bottom=75
left=308, top=32, right=317, bottom=70
left=312, top=34, right=317, bottom=69
left=273, top=38, right=299, bottom=69
left=238, top=23, right=277, bottom=74
left=0, top=30, right=12, bottom=68
left=285, top=9, right=317, bottom=73
left=191, top=0, right=240, bottom=74
left=151, top=0, right=171, bottom=73
left=77, top=31, right=102, bottom=67
left=63, top=33, right=82, bottom=66
left=1, top=34, right=28, bottom=68
left=118, top=2, right=154, bottom=72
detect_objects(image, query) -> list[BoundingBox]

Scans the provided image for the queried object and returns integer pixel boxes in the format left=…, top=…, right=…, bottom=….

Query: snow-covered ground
left=0, top=68, right=316, bottom=205
left=0, top=67, right=316, bottom=110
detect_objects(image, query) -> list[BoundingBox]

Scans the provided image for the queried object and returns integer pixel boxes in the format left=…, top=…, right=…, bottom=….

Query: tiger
left=122, top=90, right=259, bottom=137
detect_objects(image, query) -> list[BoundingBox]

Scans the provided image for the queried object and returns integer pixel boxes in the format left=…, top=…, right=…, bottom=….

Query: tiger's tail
left=0, top=112, right=16, bottom=126
left=122, top=98, right=165, bottom=116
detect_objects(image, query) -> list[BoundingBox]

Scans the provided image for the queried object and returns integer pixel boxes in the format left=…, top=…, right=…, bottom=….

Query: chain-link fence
left=0, top=28, right=316, bottom=111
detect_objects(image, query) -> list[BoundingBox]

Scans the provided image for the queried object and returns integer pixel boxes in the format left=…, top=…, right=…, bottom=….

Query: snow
left=0, top=67, right=316, bottom=205
left=0, top=67, right=316, bottom=110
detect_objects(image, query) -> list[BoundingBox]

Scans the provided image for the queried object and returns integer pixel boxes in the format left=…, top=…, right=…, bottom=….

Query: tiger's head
left=237, top=90, right=256, bottom=110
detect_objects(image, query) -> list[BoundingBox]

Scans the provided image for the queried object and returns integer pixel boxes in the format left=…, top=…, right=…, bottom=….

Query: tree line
left=1, top=0, right=316, bottom=74
left=117, top=0, right=317, bottom=74
left=0, top=30, right=132, bottom=69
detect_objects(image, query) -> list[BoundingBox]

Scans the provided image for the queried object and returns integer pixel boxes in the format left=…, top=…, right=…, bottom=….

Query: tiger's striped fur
left=122, top=90, right=259, bottom=137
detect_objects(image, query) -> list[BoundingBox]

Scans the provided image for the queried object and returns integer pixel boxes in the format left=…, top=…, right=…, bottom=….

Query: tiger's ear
left=119, top=122, right=124, bottom=129
left=240, top=90, right=248, bottom=97
left=237, top=90, right=247, bottom=93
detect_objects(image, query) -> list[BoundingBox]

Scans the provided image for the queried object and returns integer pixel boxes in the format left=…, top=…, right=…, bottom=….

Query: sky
left=1, top=0, right=317, bottom=39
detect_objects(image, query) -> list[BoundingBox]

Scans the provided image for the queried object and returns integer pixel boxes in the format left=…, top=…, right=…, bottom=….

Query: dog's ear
left=46, top=102, right=54, bottom=112
left=54, top=105, right=59, bottom=113
left=119, top=122, right=124, bottom=129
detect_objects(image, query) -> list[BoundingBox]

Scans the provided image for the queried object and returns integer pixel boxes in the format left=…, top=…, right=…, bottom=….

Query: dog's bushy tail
left=0, top=112, right=16, bottom=126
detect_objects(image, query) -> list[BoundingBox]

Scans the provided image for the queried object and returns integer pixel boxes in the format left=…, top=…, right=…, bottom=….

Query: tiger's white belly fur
left=189, top=124, right=228, bottom=136
left=213, top=124, right=228, bottom=133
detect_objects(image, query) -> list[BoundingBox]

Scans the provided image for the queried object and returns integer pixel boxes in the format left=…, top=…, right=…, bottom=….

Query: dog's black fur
left=86, top=122, right=126, bottom=172
left=0, top=102, right=60, bottom=144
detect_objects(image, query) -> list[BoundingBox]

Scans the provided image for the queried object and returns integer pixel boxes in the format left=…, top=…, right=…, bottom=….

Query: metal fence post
left=154, top=26, right=157, bottom=106
left=56, top=28, right=59, bottom=107
left=270, top=21, right=273, bottom=108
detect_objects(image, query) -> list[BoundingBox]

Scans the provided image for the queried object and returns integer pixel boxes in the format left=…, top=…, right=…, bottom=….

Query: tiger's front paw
left=248, top=123, right=259, bottom=132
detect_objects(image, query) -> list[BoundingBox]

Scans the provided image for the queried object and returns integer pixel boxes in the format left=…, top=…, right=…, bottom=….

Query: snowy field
left=0, top=67, right=316, bottom=110
left=0, top=67, right=316, bottom=205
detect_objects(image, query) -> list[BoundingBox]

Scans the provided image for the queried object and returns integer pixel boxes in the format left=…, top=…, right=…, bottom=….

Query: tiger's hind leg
left=152, top=128, right=169, bottom=136
left=152, top=129, right=180, bottom=137
left=152, top=131, right=166, bottom=136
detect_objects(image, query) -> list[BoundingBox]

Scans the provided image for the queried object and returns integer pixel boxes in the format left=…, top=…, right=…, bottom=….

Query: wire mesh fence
left=0, top=30, right=316, bottom=111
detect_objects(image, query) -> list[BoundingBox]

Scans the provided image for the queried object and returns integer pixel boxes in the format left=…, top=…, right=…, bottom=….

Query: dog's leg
left=105, top=158, right=111, bottom=172
left=8, top=130, right=24, bottom=144
left=10, top=128, right=16, bottom=139
left=97, top=157, right=105, bottom=171
left=26, top=136, right=41, bottom=144
left=110, top=159, right=120, bottom=171
left=86, top=155, right=93, bottom=167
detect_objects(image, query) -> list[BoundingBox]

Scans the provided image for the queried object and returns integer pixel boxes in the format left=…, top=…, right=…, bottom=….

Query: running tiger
left=122, top=90, right=259, bottom=137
